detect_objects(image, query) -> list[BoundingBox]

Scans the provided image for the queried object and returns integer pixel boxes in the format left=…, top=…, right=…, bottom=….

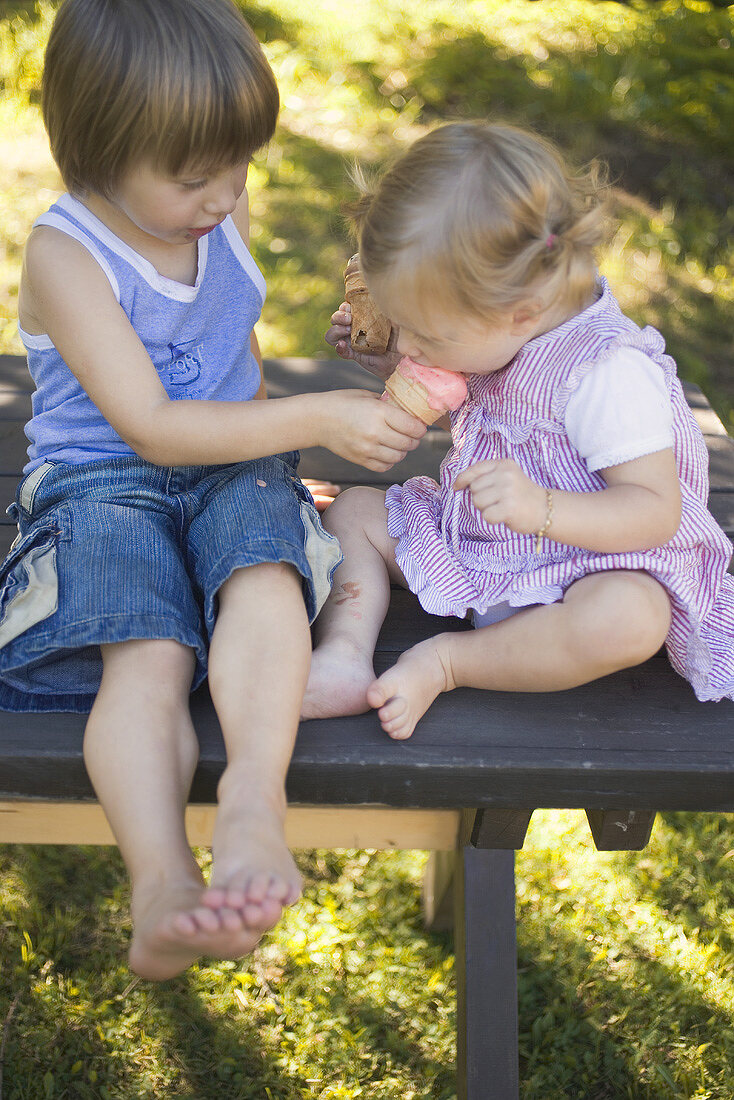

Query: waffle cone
left=382, top=371, right=443, bottom=425
left=344, top=254, right=393, bottom=354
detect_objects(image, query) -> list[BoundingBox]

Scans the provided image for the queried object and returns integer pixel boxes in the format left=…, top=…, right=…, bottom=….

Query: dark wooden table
left=1, top=353, right=733, bottom=1100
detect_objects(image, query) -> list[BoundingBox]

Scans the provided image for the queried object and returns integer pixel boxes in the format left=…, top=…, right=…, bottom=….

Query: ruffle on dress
left=385, top=471, right=734, bottom=704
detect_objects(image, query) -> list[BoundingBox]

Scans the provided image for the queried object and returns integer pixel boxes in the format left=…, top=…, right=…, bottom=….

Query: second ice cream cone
left=344, top=253, right=393, bottom=354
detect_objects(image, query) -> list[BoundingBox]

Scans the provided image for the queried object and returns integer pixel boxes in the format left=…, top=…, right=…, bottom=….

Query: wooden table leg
left=585, top=809, right=656, bottom=850
left=455, top=847, right=519, bottom=1100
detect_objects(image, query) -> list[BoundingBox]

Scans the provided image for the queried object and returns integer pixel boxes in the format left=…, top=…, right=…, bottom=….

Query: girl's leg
left=202, top=560, right=310, bottom=933
left=84, top=639, right=261, bottom=981
left=369, top=571, right=672, bottom=740
left=302, top=486, right=404, bottom=719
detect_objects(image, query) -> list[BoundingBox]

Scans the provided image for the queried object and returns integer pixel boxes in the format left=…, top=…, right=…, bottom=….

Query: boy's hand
left=319, top=390, right=426, bottom=472
left=325, top=302, right=401, bottom=383
left=454, top=459, right=548, bottom=535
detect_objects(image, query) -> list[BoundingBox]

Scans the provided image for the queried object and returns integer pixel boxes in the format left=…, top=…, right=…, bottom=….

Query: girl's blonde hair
left=353, top=122, right=609, bottom=325
left=43, top=0, right=279, bottom=197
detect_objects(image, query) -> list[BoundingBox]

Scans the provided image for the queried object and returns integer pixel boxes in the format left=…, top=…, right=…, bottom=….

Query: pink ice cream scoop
left=381, top=356, right=468, bottom=424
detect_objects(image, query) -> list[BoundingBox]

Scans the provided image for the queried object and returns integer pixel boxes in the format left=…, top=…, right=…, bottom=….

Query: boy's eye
left=181, top=179, right=208, bottom=191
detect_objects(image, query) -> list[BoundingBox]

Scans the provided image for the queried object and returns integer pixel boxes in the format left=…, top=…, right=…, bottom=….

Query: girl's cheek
left=396, top=332, right=414, bottom=357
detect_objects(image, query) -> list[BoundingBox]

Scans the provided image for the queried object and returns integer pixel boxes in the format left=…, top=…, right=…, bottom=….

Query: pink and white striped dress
left=385, top=279, right=734, bottom=702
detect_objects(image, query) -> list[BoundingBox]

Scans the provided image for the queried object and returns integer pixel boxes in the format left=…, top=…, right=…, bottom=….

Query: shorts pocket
left=0, top=519, right=64, bottom=648
left=17, top=460, right=59, bottom=517
left=297, top=497, right=342, bottom=618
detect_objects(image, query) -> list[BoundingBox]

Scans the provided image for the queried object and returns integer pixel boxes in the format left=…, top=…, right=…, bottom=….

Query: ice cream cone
left=344, top=253, right=393, bottom=354
left=382, top=372, right=444, bottom=425
left=381, top=357, right=469, bottom=426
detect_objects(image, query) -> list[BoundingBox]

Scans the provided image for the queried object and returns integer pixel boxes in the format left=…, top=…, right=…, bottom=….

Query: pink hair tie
left=545, top=233, right=557, bottom=248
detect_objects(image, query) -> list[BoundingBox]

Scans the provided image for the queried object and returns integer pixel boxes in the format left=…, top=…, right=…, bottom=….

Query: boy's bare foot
left=129, top=876, right=261, bottom=981
left=366, top=635, right=454, bottom=740
left=203, top=794, right=302, bottom=931
left=301, top=638, right=375, bottom=719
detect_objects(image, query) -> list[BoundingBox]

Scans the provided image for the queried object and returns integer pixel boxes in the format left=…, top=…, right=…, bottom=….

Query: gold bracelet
left=534, top=489, right=554, bottom=553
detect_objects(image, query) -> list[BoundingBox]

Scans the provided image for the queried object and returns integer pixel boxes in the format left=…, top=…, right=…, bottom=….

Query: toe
left=171, top=912, right=198, bottom=936
left=381, top=709, right=413, bottom=738
left=286, top=883, right=302, bottom=905
left=202, top=887, right=228, bottom=910
left=386, top=722, right=414, bottom=740
left=223, top=887, right=248, bottom=910
left=219, top=907, right=245, bottom=933
left=267, top=875, right=298, bottom=903
left=191, top=905, right=222, bottom=934
left=257, top=896, right=284, bottom=928
left=366, top=676, right=393, bottom=709
left=378, top=695, right=406, bottom=722
left=243, top=900, right=266, bottom=926
left=246, top=872, right=272, bottom=903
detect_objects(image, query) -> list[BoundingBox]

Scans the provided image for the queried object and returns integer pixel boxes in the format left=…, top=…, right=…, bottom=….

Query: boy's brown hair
left=43, top=0, right=279, bottom=197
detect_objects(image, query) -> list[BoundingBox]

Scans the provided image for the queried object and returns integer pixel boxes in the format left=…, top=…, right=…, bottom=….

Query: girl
left=304, top=121, right=734, bottom=737
left=1, top=0, right=425, bottom=980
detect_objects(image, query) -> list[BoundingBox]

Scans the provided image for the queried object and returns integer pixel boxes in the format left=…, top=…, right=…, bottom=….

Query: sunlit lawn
left=1, top=1, right=733, bottom=1097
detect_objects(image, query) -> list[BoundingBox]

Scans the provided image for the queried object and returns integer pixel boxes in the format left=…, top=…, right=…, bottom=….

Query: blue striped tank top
left=18, top=193, right=266, bottom=472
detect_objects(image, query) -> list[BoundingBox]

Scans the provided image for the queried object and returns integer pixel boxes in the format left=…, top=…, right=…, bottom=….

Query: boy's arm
left=231, top=186, right=267, bottom=403
left=251, top=332, right=268, bottom=400
left=454, top=449, right=682, bottom=553
left=22, top=227, right=425, bottom=471
left=235, top=203, right=337, bottom=505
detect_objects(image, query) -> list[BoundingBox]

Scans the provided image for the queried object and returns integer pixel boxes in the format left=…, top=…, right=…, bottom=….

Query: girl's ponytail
left=535, top=162, right=610, bottom=316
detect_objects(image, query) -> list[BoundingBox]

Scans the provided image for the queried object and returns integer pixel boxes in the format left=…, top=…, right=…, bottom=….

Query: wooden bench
left=1, top=353, right=733, bottom=1100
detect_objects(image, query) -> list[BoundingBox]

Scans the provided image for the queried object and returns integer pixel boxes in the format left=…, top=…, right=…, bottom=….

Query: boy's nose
left=204, top=181, right=237, bottom=217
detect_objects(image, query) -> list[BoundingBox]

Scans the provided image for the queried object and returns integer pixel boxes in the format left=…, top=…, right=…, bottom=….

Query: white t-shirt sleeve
left=564, top=346, right=674, bottom=472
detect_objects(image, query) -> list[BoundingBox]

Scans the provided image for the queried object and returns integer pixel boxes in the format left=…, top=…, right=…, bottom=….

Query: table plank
left=1, top=648, right=733, bottom=811
left=0, top=356, right=732, bottom=817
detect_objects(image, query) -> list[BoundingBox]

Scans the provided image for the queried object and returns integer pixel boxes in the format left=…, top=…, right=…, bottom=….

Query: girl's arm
left=21, top=227, right=425, bottom=472
left=453, top=449, right=682, bottom=553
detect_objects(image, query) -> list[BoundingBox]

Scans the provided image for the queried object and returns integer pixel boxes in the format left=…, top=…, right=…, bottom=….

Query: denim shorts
left=0, top=453, right=341, bottom=713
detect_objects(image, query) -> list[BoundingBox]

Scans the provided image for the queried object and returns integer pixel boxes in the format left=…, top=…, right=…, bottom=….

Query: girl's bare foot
left=129, top=874, right=261, bottom=981
left=301, top=637, right=375, bottom=719
left=366, top=636, right=454, bottom=740
left=203, top=793, right=302, bottom=931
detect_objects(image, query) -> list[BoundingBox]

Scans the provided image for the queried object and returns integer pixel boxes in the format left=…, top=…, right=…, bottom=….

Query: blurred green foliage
left=1, top=0, right=733, bottom=422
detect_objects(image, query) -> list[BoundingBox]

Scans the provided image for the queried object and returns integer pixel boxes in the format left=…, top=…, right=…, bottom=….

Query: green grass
left=1, top=815, right=733, bottom=1098
left=1, top=1, right=734, bottom=1096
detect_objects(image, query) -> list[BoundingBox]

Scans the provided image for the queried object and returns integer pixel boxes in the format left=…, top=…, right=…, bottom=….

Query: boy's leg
left=84, top=639, right=262, bottom=981
left=368, top=571, right=672, bottom=739
left=202, top=560, right=310, bottom=931
left=302, top=486, right=404, bottom=719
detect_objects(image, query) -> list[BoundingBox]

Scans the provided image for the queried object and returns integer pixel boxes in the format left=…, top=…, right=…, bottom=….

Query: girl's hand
left=319, top=389, right=426, bottom=472
left=325, top=302, right=401, bottom=383
left=454, top=459, right=548, bottom=535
